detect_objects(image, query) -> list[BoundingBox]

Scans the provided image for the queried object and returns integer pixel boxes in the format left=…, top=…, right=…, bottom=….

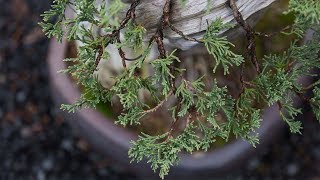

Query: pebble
left=286, top=163, right=299, bottom=176
left=20, top=127, right=32, bottom=138
left=61, top=139, right=73, bottom=151
left=247, top=157, right=260, bottom=170
left=36, top=169, right=45, bottom=180
left=42, top=157, right=54, bottom=171
left=16, top=90, right=27, bottom=103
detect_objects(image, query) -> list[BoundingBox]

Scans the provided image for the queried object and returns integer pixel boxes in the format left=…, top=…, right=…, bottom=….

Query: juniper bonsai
left=40, top=0, right=320, bottom=178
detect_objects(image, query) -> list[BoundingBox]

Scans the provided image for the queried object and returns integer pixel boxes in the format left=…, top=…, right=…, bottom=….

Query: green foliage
left=312, top=87, right=320, bottom=122
left=121, top=21, right=146, bottom=52
left=41, top=0, right=320, bottom=179
left=117, top=107, right=144, bottom=126
left=203, top=19, right=244, bottom=74
left=175, top=80, right=195, bottom=117
left=255, top=69, right=294, bottom=106
left=198, top=121, right=227, bottom=151
left=286, top=0, right=320, bottom=36
left=113, top=77, right=140, bottom=108
left=151, top=51, right=180, bottom=96
left=99, top=0, right=125, bottom=29
left=253, top=41, right=320, bottom=134
left=280, top=98, right=303, bottom=134
left=129, top=123, right=209, bottom=179
left=39, top=0, right=69, bottom=42
left=196, top=81, right=233, bottom=129
left=232, top=110, right=262, bottom=146
left=129, top=132, right=179, bottom=179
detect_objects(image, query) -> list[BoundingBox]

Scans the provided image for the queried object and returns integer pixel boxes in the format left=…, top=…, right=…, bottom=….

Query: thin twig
left=302, top=80, right=320, bottom=91
left=143, top=91, right=173, bottom=114
left=166, top=100, right=182, bottom=140
left=292, top=88, right=317, bottom=106
left=277, top=100, right=283, bottom=110
left=95, top=0, right=141, bottom=68
left=295, top=91, right=312, bottom=103
left=228, top=0, right=260, bottom=74
left=94, top=45, right=104, bottom=69
left=168, top=23, right=203, bottom=43
left=116, top=34, right=127, bottom=68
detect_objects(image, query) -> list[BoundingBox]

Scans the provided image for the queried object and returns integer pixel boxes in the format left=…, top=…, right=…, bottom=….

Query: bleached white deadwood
left=121, top=0, right=277, bottom=49
left=82, top=0, right=278, bottom=88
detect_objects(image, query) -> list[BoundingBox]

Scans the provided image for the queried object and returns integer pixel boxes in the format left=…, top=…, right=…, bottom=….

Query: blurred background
left=1, top=0, right=320, bottom=179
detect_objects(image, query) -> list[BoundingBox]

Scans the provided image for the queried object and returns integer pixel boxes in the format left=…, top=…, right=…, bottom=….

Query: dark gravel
left=0, top=0, right=134, bottom=179
left=238, top=111, right=320, bottom=179
left=1, top=0, right=320, bottom=179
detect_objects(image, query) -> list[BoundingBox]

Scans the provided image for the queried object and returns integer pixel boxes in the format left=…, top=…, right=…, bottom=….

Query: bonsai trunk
left=120, top=0, right=277, bottom=49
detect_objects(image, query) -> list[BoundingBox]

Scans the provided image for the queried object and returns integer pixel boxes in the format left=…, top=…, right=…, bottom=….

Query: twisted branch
left=228, top=0, right=260, bottom=74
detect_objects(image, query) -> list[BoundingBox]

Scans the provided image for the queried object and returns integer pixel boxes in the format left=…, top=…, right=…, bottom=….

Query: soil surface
left=0, top=0, right=320, bottom=179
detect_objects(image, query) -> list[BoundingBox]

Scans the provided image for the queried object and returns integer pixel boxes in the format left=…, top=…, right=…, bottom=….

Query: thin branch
left=292, top=88, right=318, bottom=106
left=166, top=99, right=182, bottom=140
left=277, top=100, right=283, bottom=110
left=168, top=23, right=203, bottom=43
left=291, top=86, right=318, bottom=107
left=150, top=0, right=172, bottom=58
left=149, top=0, right=178, bottom=92
left=95, top=0, right=141, bottom=67
left=143, top=91, right=173, bottom=114
left=302, top=80, right=320, bottom=91
left=228, top=0, right=260, bottom=74
left=239, top=63, right=245, bottom=90
left=154, top=30, right=167, bottom=58
left=117, top=0, right=140, bottom=30
left=116, top=34, right=127, bottom=68
left=295, top=91, right=312, bottom=103
left=94, top=45, right=104, bottom=69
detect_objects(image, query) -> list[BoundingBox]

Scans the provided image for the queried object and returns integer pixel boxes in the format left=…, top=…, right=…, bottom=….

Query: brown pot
left=47, top=38, right=290, bottom=179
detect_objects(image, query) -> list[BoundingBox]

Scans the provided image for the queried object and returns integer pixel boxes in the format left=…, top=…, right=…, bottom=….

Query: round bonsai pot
left=46, top=38, right=292, bottom=179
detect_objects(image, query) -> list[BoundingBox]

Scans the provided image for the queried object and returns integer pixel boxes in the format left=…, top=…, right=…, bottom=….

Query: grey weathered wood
left=122, top=0, right=277, bottom=49
left=81, top=0, right=278, bottom=87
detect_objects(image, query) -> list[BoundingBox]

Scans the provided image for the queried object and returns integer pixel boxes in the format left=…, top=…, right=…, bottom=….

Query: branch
left=292, top=88, right=318, bottom=106
left=94, top=45, right=104, bottom=69
left=117, top=0, right=140, bottom=31
left=228, top=0, right=260, bottom=74
left=149, top=0, right=172, bottom=58
left=166, top=99, right=182, bottom=140
left=95, top=0, right=141, bottom=68
left=143, top=90, right=173, bottom=114
left=168, top=23, right=203, bottom=43
left=302, top=80, right=320, bottom=91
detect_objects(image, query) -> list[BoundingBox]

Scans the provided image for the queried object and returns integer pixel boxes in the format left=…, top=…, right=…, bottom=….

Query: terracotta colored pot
left=46, top=38, right=292, bottom=179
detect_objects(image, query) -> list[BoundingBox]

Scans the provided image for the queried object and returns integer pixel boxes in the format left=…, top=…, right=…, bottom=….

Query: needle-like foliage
left=203, top=18, right=244, bottom=74
left=40, top=0, right=320, bottom=178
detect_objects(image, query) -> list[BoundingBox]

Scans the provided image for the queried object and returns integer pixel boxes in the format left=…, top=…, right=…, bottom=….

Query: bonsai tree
left=40, top=0, right=320, bottom=178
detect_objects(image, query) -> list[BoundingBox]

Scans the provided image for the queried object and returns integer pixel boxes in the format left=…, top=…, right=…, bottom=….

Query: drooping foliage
left=40, top=0, right=320, bottom=178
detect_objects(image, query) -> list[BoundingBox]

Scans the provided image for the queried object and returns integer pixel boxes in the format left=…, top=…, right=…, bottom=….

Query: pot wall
left=47, top=38, right=288, bottom=179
